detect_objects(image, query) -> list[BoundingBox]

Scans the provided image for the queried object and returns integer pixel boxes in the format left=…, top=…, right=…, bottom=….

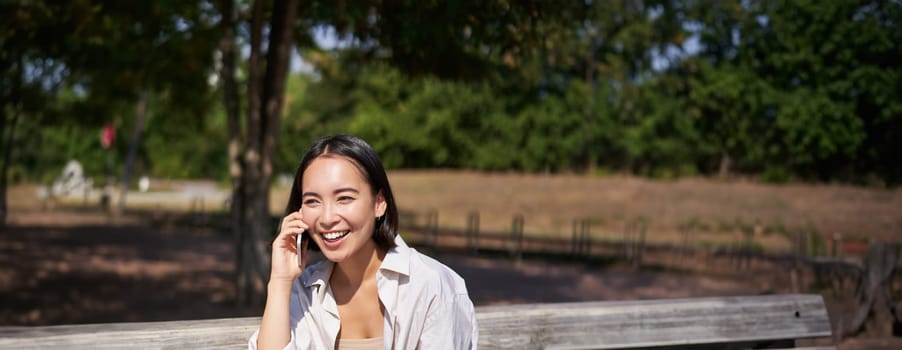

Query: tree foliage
left=4, top=0, right=902, bottom=194
left=3, top=0, right=900, bottom=302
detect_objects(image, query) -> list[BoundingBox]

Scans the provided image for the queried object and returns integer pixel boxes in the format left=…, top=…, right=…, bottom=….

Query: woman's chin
left=322, top=251, right=348, bottom=263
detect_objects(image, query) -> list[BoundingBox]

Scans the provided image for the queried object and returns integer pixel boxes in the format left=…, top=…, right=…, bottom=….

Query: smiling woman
left=249, top=135, right=478, bottom=350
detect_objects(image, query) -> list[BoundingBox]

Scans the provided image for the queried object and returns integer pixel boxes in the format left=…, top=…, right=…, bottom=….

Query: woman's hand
left=270, top=208, right=308, bottom=283
left=258, top=209, right=307, bottom=350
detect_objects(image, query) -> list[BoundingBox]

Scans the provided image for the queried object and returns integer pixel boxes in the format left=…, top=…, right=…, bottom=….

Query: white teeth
left=323, top=231, right=349, bottom=241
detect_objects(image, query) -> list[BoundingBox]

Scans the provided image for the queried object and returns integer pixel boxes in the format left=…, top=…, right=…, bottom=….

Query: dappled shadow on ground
left=1, top=209, right=770, bottom=326
left=0, top=213, right=258, bottom=326
left=440, top=254, right=767, bottom=306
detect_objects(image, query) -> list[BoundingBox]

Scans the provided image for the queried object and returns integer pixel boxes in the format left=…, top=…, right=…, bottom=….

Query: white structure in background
left=51, top=160, right=92, bottom=196
left=138, top=176, right=150, bottom=192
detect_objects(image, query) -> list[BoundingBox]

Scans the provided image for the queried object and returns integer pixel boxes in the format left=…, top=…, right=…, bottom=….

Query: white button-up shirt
left=249, top=235, right=478, bottom=350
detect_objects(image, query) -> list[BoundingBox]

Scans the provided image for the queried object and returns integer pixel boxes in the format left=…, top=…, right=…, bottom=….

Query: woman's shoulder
left=405, top=247, right=469, bottom=294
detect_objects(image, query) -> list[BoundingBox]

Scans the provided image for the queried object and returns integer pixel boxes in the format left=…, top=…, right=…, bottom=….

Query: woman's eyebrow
left=334, top=187, right=359, bottom=195
left=301, top=187, right=359, bottom=197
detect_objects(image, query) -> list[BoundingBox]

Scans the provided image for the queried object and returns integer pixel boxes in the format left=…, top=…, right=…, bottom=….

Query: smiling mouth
left=322, top=230, right=350, bottom=242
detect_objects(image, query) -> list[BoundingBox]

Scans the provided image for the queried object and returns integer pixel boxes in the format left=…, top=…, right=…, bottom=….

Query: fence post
left=832, top=233, right=842, bottom=257
left=572, top=219, right=581, bottom=257
left=100, top=186, right=111, bottom=212
left=623, top=221, right=633, bottom=261
left=428, top=209, right=439, bottom=253
left=191, top=196, right=206, bottom=227
left=677, top=224, right=693, bottom=268
left=737, top=225, right=757, bottom=271
left=466, top=211, right=480, bottom=255
left=510, top=214, right=524, bottom=261
left=634, top=219, right=647, bottom=268
left=572, top=218, right=590, bottom=258
left=83, top=179, right=92, bottom=207
left=789, top=230, right=806, bottom=293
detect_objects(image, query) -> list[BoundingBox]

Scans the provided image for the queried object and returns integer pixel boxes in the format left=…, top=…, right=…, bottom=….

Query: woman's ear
left=374, top=191, right=387, bottom=218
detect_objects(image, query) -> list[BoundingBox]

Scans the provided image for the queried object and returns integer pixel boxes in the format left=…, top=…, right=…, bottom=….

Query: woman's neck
left=331, top=241, right=386, bottom=289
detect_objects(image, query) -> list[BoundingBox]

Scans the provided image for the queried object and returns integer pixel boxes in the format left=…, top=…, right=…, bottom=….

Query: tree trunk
left=1, top=56, right=23, bottom=227
left=718, top=151, right=731, bottom=178
left=258, top=0, right=300, bottom=233
left=843, top=242, right=899, bottom=338
left=236, top=0, right=268, bottom=303
left=584, top=34, right=598, bottom=174
left=0, top=106, right=6, bottom=226
left=248, top=0, right=300, bottom=292
left=0, top=102, right=20, bottom=227
left=218, top=0, right=251, bottom=305
left=221, top=0, right=299, bottom=305
left=116, top=92, right=148, bottom=216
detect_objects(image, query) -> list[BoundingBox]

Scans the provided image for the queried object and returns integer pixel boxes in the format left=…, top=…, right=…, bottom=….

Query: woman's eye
left=337, top=196, right=354, bottom=204
left=303, top=199, right=319, bottom=206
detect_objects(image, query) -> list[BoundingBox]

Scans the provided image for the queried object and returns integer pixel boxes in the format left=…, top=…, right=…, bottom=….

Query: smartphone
left=296, top=233, right=308, bottom=269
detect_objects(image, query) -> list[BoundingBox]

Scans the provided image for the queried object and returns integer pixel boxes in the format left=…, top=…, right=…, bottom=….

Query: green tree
left=1, top=0, right=220, bottom=223
left=689, top=0, right=901, bottom=183
left=217, top=0, right=302, bottom=304
left=687, top=62, right=773, bottom=177
left=746, top=0, right=901, bottom=183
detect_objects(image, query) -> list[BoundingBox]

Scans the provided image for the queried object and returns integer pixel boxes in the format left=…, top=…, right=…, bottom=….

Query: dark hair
left=285, top=134, right=398, bottom=251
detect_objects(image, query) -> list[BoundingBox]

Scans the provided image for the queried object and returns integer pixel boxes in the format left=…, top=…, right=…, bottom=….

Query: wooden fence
left=397, top=209, right=884, bottom=279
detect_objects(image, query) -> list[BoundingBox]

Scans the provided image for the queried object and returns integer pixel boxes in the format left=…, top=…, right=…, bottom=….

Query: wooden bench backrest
left=0, top=294, right=833, bottom=349
left=476, top=294, right=832, bottom=349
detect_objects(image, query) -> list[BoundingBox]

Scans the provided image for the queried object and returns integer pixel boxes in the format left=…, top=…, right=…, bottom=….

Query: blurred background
left=1, top=0, right=901, bottom=348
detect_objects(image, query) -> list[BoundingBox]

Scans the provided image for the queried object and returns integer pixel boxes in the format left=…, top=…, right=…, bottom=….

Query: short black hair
left=285, top=134, right=399, bottom=251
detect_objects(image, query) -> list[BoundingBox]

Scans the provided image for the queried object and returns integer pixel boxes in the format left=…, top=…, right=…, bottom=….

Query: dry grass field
left=32, top=170, right=901, bottom=249
left=377, top=170, right=902, bottom=251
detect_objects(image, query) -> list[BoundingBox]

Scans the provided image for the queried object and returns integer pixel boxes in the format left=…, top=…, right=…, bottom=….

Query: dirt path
left=442, top=254, right=767, bottom=305
left=0, top=210, right=257, bottom=325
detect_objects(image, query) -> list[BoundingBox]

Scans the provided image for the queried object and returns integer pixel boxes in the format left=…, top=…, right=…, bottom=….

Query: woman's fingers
left=270, top=210, right=307, bottom=281
left=277, top=213, right=307, bottom=242
left=277, top=210, right=308, bottom=253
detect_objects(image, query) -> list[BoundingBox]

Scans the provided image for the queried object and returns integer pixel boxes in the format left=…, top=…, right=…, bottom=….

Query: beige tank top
left=337, top=337, right=384, bottom=350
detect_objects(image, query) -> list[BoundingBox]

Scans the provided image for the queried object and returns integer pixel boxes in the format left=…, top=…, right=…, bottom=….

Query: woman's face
left=300, top=156, right=386, bottom=264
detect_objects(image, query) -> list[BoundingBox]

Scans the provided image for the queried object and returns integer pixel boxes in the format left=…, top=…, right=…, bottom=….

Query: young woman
left=249, top=135, right=478, bottom=350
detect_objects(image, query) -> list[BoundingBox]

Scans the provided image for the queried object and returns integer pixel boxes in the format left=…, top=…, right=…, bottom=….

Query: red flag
left=101, top=123, right=115, bottom=149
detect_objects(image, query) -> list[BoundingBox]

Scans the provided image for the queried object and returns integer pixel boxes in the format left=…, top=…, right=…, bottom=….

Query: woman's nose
left=320, top=203, right=340, bottom=227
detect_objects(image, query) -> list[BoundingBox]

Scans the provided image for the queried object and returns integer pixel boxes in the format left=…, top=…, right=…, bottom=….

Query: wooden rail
left=0, top=294, right=834, bottom=349
left=399, top=209, right=872, bottom=260
left=399, top=210, right=873, bottom=292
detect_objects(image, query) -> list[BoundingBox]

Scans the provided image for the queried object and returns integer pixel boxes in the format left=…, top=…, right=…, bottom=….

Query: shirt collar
left=303, top=259, right=333, bottom=289
left=378, top=235, right=411, bottom=277
left=302, top=234, right=411, bottom=287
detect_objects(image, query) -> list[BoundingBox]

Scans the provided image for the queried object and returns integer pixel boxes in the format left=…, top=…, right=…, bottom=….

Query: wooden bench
left=477, top=294, right=834, bottom=349
left=0, top=294, right=834, bottom=349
